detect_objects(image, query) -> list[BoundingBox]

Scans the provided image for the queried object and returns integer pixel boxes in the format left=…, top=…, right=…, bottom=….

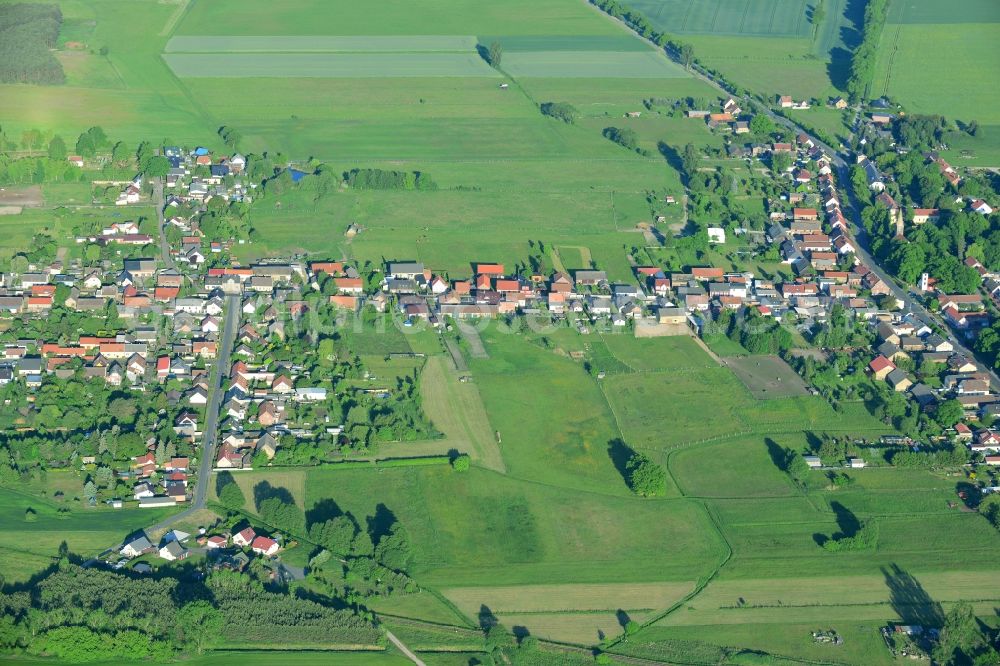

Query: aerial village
left=0, top=125, right=997, bottom=570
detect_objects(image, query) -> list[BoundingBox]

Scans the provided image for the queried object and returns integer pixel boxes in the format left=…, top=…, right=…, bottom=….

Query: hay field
left=418, top=355, right=505, bottom=472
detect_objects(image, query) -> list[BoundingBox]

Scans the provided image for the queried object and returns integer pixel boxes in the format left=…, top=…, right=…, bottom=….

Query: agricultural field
left=873, top=0, right=1000, bottom=127
left=621, top=0, right=863, bottom=99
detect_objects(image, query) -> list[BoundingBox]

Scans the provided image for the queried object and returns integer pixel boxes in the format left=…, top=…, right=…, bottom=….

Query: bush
left=451, top=454, right=471, bottom=471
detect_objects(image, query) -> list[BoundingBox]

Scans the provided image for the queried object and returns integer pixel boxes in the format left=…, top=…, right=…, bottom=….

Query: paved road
left=142, top=292, right=241, bottom=535
left=153, top=178, right=175, bottom=269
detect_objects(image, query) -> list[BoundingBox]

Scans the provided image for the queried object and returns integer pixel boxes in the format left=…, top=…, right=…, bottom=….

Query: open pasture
left=670, top=436, right=802, bottom=498
left=601, top=366, right=752, bottom=450
left=175, top=0, right=627, bottom=37
left=469, top=333, right=633, bottom=495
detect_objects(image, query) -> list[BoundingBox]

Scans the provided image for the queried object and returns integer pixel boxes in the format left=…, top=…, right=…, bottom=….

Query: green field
left=165, top=35, right=482, bottom=52
left=628, top=0, right=813, bottom=37
left=619, top=0, right=862, bottom=100
left=0, top=485, right=176, bottom=583
left=874, top=20, right=1000, bottom=125
left=164, top=53, right=501, bottom=78
left=501, top=50, right=689, bottom=78
left=4, top=0, right=1000, bottom=660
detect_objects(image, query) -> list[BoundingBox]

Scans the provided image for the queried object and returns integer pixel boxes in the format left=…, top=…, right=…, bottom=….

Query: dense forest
left=0, top=4, right=65, bottom=85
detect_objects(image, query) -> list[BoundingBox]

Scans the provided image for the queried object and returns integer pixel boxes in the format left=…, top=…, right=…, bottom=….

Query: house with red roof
left=232, top=527, right=256, bottom=548
left=251, top=535, right=280, bottom=557
left=868, top=355, right=895, bottom=380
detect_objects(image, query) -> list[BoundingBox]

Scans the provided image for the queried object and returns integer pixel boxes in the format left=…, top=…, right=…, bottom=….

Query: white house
left=707, top=227, right=726, bottom=244
left=120, top=534, right=153, bottom=558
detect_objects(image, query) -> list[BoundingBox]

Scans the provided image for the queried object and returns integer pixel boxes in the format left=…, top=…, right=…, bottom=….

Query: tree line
left=0, top=3, right=64, bottom=85
left=845, top=0, right=890, bottom=102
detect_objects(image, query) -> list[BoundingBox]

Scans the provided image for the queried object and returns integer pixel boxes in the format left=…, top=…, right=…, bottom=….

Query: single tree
left=680, top=43, right=694, bottom=69
left=488, top=41, right=503, bottom=68
left=47, top=135, right=67, bottom=161
left=626, top=452, right=667, bottom=497
left=218, top=478, right=246, bottom=510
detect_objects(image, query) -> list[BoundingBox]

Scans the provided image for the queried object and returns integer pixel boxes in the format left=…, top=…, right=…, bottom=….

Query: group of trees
left=0, top=3, right=64, bottom=84
left=715, top=308, right=793, bottom=355
left=845, top=0, right=890, bottom=101
left=602, top=126, right=640, bottom=152
left=859, top=150, right=997, bottom=294
left=539, top=101, right=579, bottom=124
left=306, top=504, right=418, bottom=597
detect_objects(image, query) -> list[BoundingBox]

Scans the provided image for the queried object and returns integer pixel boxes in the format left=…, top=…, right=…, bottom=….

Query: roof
left=869, top=355, right=894, bottom=373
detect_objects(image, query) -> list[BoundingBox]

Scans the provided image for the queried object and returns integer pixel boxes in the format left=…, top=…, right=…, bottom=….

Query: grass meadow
left=0, top=485, right=176, bottom=583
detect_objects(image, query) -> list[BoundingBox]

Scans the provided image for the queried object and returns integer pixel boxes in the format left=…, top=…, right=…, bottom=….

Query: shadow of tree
left=830, top=501, right=861, bottom=539
left=253, top=481, right=295, bottom=512
left=215, top=470, right=236, bottom=497
left=657, top=141, right=688, bottom=186
left=765, top=437, right=791, bottom=472
left=365, top=503, right=397, bottom=545
left=882, top=563, right=944, bottom=628
left=479, top=604, right=499, bottom=631
left=306, top=497, right=344, bottom=529
left=607, top=438, right=634, bottom=484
